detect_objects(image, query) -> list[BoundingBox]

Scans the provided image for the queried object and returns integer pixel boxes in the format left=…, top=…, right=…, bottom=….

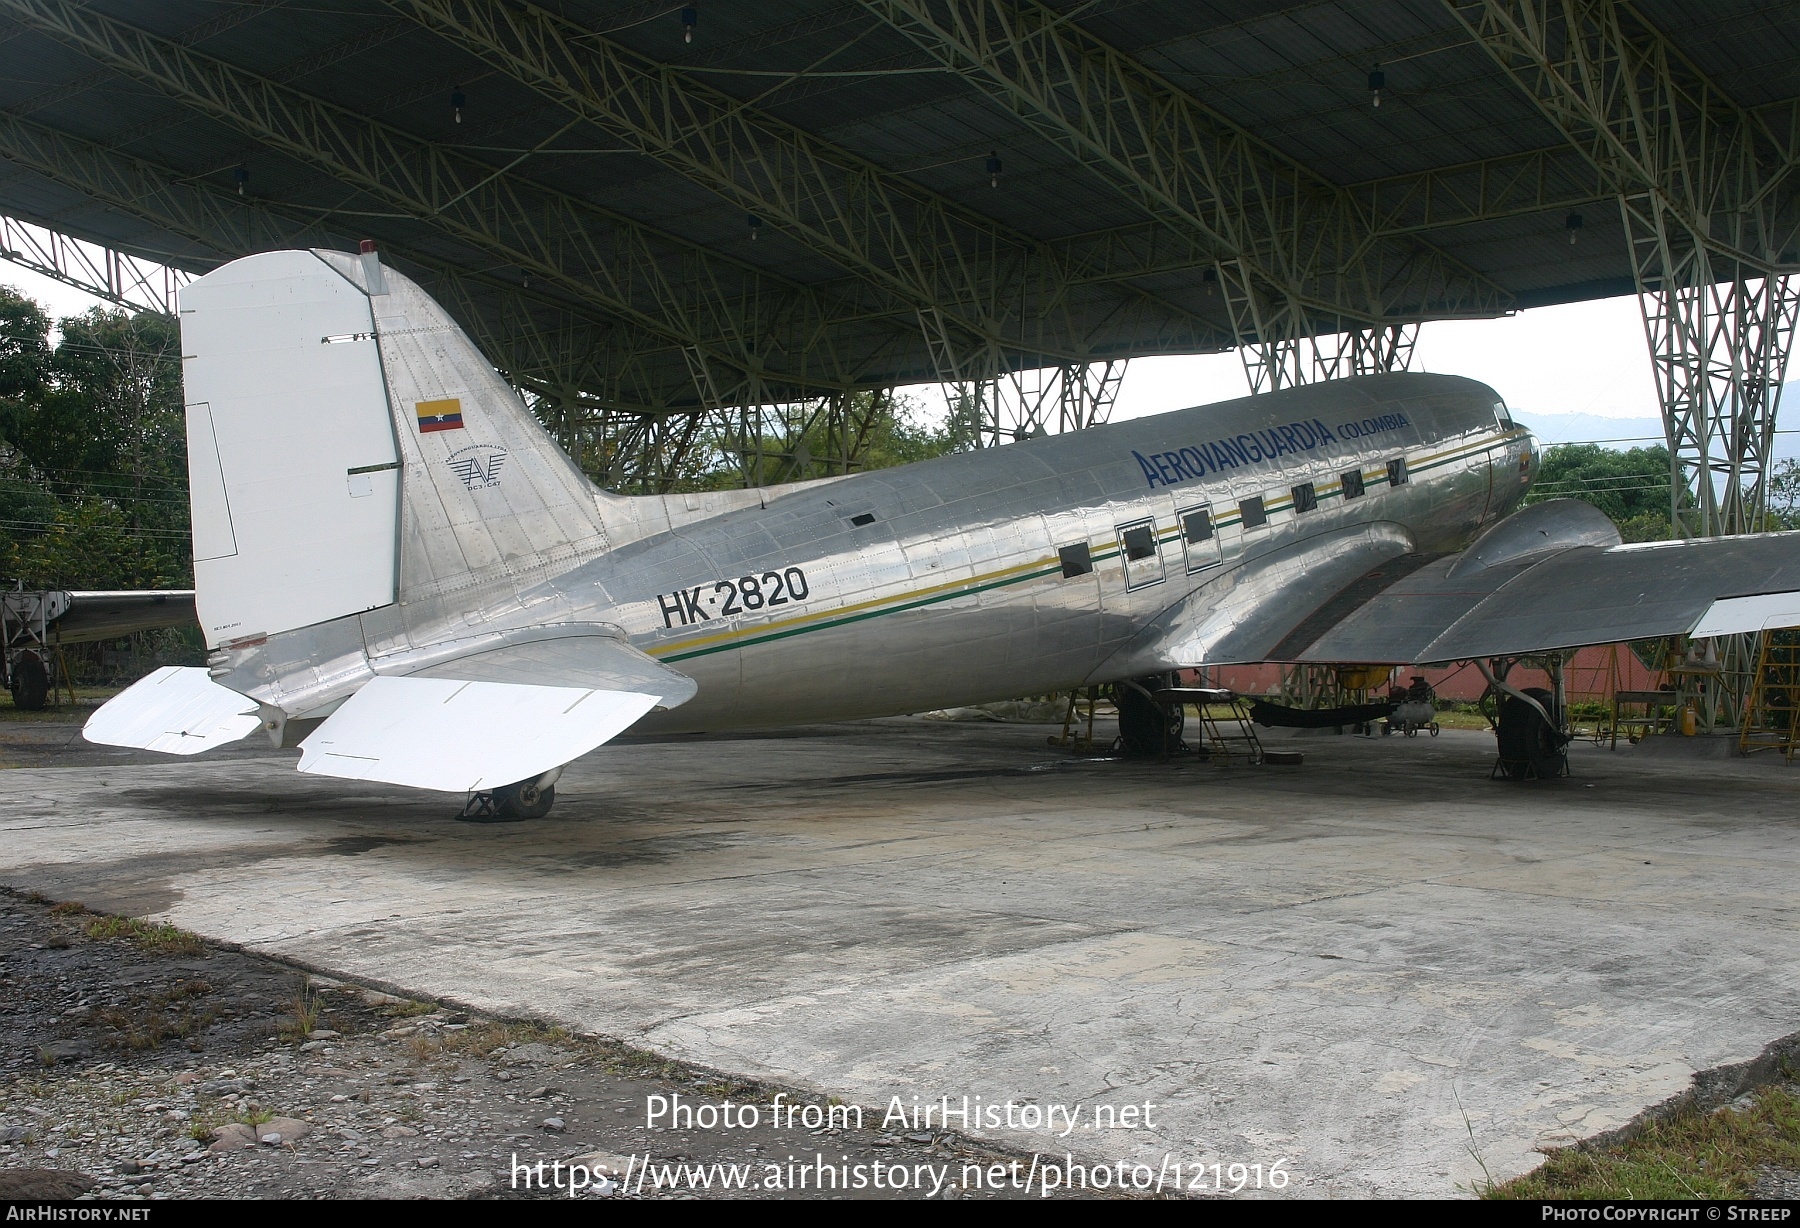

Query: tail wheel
left=1114, top=674, right=1183, bottom=757
left=1496, top=687, right=1565, bottom=780
left=493, top=779, right=555, bottom=820
left=10, top=652, right=47, bottom=711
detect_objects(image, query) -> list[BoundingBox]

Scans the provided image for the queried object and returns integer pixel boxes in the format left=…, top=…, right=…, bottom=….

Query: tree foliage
left=1527, top=442, right=1677, bottom=542
left=665, top=391, right=970, bottom=493
left=0, top=287, right=191, bottom=590
left=1766, top=458, right=1800, bottom=530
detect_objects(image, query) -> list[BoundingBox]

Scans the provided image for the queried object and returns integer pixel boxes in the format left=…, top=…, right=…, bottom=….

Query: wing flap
left=295, top=676, right=657, bottom=792
left=83, top=666, right=261, bottom=755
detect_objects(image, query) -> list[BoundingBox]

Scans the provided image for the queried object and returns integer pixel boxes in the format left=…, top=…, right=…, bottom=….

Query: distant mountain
left=1511, top=411, right=1665, bottom=449
left=1514, top=387, right=1800, bottom=463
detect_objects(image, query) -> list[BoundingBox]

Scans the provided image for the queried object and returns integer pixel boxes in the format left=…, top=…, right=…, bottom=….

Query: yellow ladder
left=1739, top=629, right=1800, bottom=760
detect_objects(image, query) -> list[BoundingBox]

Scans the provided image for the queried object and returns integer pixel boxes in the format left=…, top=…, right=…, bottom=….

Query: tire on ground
left=493, top=780, right=555, bottom=820
left=1114, top=673, right=1183, bottom=757
left=1496, top=686, right=1564, bottom=780
left=10, top=652, right=47, bottom=711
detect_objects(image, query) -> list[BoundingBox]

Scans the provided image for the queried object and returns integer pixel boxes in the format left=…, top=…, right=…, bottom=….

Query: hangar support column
left=1451, top=0, right=1800, bottom=727
left=919, top=307, right=1128, bottom=448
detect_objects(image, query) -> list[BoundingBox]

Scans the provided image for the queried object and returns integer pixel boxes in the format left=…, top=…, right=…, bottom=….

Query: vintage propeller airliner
left=84, top=249, right=1800, bottom=816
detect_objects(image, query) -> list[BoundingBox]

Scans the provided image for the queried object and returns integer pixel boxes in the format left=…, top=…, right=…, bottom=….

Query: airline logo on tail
left=447, top=444, right=507, bottom=490
left=415, top=397, right=464, bottom=433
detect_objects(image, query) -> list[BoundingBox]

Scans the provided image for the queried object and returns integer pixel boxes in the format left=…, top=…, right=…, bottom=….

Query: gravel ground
left=0, top=889, right=1074, bottom=1200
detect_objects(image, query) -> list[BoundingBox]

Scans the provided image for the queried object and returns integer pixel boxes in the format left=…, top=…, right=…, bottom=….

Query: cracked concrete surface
left=1, top=717, right=1796, bottom=1197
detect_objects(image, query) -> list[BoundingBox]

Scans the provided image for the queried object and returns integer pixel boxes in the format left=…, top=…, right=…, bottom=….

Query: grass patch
left=1488, top=1085, right=1800, bottom=1199
left=81, top=914, right=206, bottom=955
left=379, top=998, right=437, bottom=1019
left=279, top=978, right=324, bottom=1043
left=91, top=978, right=217, bottom=1052
left=0, top=685, right=122, bottom=723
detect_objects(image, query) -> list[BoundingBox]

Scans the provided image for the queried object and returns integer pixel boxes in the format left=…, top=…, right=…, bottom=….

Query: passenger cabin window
left=1291, top=482, right=1317, bottom=514
left=1239, top=495, right=1267, bottom=529
left=1387, top=457, right=1409, bottom=487
left=1341, top=469, right=1365, bottom=499
left=1116, top=518, right=1165, bottom=590
left=1178, top=503, right=1222, bottom=573
left=1122, top=524, right=1157, bottom=561
left=1059, top=542, right=1093, bottom=578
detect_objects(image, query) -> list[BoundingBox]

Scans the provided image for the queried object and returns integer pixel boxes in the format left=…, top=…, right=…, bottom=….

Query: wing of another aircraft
left=1117, top=499, right=1800, bottom=670
left=0, top=590, right=197, bottom=644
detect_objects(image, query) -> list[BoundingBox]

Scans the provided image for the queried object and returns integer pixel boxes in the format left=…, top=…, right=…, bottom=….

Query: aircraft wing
left=1295, top=535, right=1800, bottom=664
left=1120, top=500, right=1800, bottom=669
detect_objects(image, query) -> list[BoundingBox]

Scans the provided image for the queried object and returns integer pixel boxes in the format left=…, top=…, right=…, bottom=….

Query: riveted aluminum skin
left=199, top=254, right=1534, bottom=731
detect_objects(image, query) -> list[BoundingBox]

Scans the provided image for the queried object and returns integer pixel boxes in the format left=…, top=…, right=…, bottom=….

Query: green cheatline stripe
left=662, top=561, right=1065, bottom=662
left=661, top=438, right=1500, bottom=664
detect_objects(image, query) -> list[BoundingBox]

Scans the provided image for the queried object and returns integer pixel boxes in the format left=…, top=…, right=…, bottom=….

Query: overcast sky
left=2, top=258, right=1667, bottom=426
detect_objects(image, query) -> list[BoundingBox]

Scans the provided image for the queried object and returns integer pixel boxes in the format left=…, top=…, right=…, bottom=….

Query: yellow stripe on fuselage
left=648, top=427, right=1523, bottom=662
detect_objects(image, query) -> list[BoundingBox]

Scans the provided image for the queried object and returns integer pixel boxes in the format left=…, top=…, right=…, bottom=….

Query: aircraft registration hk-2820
left=84, top=248, right=1800, bottom=817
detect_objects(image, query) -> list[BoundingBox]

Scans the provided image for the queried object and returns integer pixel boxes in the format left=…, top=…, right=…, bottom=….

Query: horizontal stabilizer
left=295, top=676, right=658, bottom=792
left=391, top=625, right=696, bottom=710
left=83, top=666, right=261, bottom=755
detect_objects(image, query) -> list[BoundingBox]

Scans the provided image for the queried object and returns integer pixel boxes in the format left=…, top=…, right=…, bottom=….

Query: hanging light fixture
left=985, top=151, right=1002, bottom=188
left=452, top=87, right=466, bottom=124
left=1566, top=213, right=1584, bottom=245
left=1368, top=65, right=1385, bottom=108
left=748, top=214, right=762, bottom=241
left=232, top=166, right=249, bottom=196
left=681, top=5, right=697, bottom=43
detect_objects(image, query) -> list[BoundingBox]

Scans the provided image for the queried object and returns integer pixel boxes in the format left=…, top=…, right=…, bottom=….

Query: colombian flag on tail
left=415, top=398, right=464, bottom=433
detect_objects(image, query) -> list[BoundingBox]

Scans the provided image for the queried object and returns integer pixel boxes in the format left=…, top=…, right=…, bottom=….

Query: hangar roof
left=0, top=0, right=1795, bottom=412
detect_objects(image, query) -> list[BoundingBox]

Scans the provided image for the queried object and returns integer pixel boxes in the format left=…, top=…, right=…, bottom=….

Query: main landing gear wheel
left=1114, top=673, right=1184, bottom=758
left=10, top=652, right=47, bottom=711
left=493, top=779, right=555, bottom=820
left=1496, top=686, right=1566, bottom=780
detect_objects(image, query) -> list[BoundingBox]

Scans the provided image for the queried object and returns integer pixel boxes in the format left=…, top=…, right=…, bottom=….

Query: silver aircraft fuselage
left=586, top=372, right=1531, bottom=731
left=206, top=371, right=1533, bottom=732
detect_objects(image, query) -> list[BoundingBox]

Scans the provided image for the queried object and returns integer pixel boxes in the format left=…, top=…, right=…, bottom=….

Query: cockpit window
left=1494, top=401, right=1514, bottom=430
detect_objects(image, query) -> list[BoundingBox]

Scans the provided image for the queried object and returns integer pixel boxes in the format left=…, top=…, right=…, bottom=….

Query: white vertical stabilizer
left=180, top=251, right=401, bottom=647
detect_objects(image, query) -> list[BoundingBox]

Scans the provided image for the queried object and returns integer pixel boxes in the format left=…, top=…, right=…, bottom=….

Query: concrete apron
left=2, top=719, right=1796, bottom=1198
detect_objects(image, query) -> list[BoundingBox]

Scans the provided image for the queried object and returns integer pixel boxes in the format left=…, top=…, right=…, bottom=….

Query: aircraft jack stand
left=457, top=791, right=522, bottom=823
